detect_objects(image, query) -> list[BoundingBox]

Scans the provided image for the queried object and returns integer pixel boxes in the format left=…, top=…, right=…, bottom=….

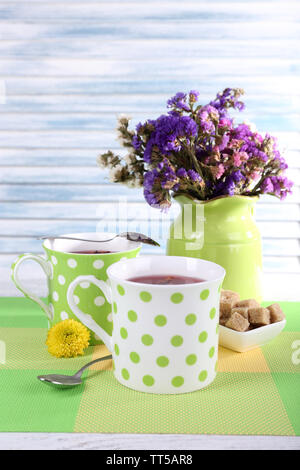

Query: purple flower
left=261, top=177, right=274, bottom=194
left=219, top=134, right=230, bottom=151
left=132, top=135, right=141, bottom=150
left=143, top=159, right=178, bottom=209
left=212, top=170, right=244, bottom=197
left=198, top=105, right=219, bottom=134
left=177, top=167, right=188, bottom=178
left=187, top=169, right=202, bottom=182
left=210, top=88, right=245, bottom=115
left=260, top=175, right=293, bottom=200
left=167, top=92, right=190, bottom=112
left=189, top=90, right=200, bottom=103
left=141, top=114, right=197, bottom=163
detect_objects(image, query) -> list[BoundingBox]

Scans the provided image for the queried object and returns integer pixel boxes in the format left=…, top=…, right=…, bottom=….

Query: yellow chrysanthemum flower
left=46, top=319, right=90, bottom=358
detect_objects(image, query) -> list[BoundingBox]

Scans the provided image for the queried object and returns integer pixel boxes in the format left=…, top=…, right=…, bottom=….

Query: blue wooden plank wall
left=0, top=0, right=299, bottom=295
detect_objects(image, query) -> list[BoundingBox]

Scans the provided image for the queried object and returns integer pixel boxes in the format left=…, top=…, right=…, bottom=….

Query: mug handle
left=11, top=253, right=53, bottom=321
left=67, top=275, right=113, bottom=352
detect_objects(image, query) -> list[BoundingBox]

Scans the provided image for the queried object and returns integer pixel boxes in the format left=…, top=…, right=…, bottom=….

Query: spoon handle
left=38, top=236, right=116, bottom=243
left=74, top=354, right=113, bottom=378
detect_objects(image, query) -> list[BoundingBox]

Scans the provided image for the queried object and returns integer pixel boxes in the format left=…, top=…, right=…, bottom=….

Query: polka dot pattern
left=171, top=292, right=183, bottom=304
left=198, top=370, right=208, bottom=382
left=117, top=284, right=125, bottom=296
left=94, top=296, right=105, bottom=306
left=209, top=347, right=215, bottom=358
left=60, top=311, right=69, bottom=320
left=80, top=281, right=90, bottom=289
left=130, top=352, right=140, bottom=364
left=171, top=335, right=183, bottom=347
left=140, top=291, right=152, bottom=302
left=154, top=315, right=167, bottom=327
left=199, top=331, right=208, bottom=343
left=128, top=310, right=138, bottom=322
left=185, top=313, right=197, bottom=325
left=209, top=307, right=216, bottom=319
left=120, top=327, right=128, bottom=339
left=186, top=354, right=197, bottom=366
left=156, top=356, right=169, bottom=367
left=93, top=259, right=104, bottom=270
left=67, top=258, right=77, bottom=268
left=143, top=375, right=155, bottom=387
left=107, top=313, right=113, bottom=322
left=58, top=275, right=65, bottom=285
left=121, top=368, right=130, bottom=380
left=172, top=376, right=184, bottom=387
left=141, top=334, right=153, bottom=346
left=200, top=289, right=209, bottom=300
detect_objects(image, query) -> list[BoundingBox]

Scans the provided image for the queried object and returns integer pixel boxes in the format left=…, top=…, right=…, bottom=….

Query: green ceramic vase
left=166, top=195, right=263, bottom=301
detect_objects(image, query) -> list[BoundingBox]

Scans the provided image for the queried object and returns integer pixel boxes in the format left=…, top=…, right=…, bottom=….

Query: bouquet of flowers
left=98, top=88, right=293, bottom=210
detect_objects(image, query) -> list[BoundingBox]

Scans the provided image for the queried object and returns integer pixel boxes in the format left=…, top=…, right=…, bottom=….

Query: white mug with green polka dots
left=11, top=233, right=141, bottom=345
left=67, top=255, right=225, bottom=394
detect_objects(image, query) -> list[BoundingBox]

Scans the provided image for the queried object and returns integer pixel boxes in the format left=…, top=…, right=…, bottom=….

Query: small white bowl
left=219, top=320, right=286, bottom=353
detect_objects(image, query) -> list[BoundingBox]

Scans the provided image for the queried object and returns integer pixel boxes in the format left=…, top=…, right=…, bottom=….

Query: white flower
left=97, top=154, right=107, bottom=168
left=109, top=164, right=123, bottom=182
left=126, top=176, right=143, bottom=188
left=117, top=113, right=132, bottom=122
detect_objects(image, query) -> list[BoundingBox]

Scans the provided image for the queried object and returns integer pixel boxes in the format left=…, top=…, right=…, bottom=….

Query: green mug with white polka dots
left=11, top=233, right=141, bottom=345
left=67, top=255, right=225, bottom=394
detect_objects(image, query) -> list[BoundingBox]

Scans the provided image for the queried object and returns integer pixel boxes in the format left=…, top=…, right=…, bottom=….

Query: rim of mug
left=107, top=255, right=226, bottom=288
left=42, top=232, right=142, bottom=256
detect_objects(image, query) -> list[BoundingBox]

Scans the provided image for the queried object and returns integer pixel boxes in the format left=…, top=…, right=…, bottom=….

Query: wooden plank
left=0, top=21, right=299, bottom=41
left=0, top=112, right=298, bottom=133
left=0, top=201, right=174, bottom=220
left=3, top=76, right=300, bottom=96
left=0, top=183, right=144, bottom=201
left=0, top=148, right=120, bottom=166
left=0, top=131, right=115, bottom=148
left=0, top=166, right=108, bottom=184
left=1, top=201, right=299, bottom=222
left=0, top=94, right=299, bottom=115
left=1, top=58, right=300, bottom=77
left=0, top=2, right=298, bottom=22
left=1, top=0, right=289, bottom=4
left=0, top=39, right=299, bottom=60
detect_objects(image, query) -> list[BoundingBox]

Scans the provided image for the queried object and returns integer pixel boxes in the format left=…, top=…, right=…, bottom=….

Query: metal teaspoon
left=37, top=354, right=112, bottom=388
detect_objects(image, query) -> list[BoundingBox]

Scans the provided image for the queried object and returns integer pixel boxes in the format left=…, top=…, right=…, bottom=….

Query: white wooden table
left=0, top=433, right=299, bottom=450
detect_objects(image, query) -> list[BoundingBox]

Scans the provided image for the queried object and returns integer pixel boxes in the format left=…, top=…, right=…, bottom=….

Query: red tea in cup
left=128, top=274, right=205, bottom=285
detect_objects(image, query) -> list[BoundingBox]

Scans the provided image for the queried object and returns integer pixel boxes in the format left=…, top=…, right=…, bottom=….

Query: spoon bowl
left=38, top=374, right=83, bottom=387
left=37, top=354, right=112, bottom=388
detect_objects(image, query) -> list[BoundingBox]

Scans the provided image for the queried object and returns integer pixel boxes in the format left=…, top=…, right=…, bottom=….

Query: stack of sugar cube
left=220, top=290, right=285, bottom=332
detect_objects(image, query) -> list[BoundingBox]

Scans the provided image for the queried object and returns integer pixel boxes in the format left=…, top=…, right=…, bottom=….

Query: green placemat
left=0, top=298, right=299, bottom=435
